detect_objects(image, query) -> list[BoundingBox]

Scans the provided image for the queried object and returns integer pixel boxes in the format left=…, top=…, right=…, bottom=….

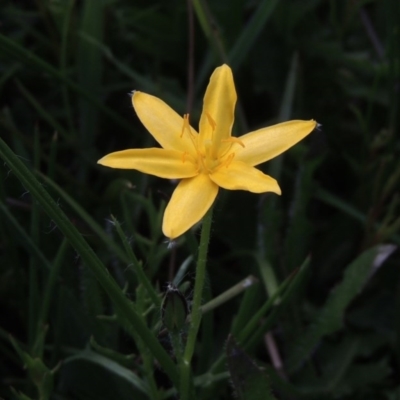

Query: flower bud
left=161, top=284, right=189, bottom=332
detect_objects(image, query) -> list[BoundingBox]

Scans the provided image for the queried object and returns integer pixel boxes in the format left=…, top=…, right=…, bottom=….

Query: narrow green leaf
left=229, top=0, right=279, bottom=69
left=0, top=33, right=133, bottom=133
left=268, top=52, right=299, bottom=181
left=78, top=32, right=185, bottom=110
left=39, top=173, right=130, bottom=265
left=0, top=201, right=51, bottom=272
left=37, top=238, right=69, bottom=341
left=59, top=0, right=76, bottom=134
left=10, top=388, right=33, bottom=400
left=192, top=0, right=228, bottom=65
left=231, top=283, right=260, bottom=335
left=172, top=255, right=193, bottom=286
left=9, top=335, right=56, bottom=400
left=112, top=215, right=161, bottom=308
left=15, top=80, right=71, bottom=141
left=257, top=256, right=280, bottom=298
left=315, top=187, right=367, bottom=222
left=64, top=349, right=148, bottom=394
left=240, top=257, right=310, bottom=344
left=77, top=0, right=104, bottom=150
left=284, top=158, right=322, bottom=272
left=28, top=127, right=41, bottom=350
left=315, top=187, right=400, bottom=245
left=200, top=275, right=258, bottom=315
left=89, top=336, right=136, bottom=368
left=210, top=258, right=310, bottom=375
left=0, top=137, right=179, bottom=388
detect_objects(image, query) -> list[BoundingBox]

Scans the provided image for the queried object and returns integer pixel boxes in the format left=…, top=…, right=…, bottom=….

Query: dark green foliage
left=0, top=0, right=399, bottom=399
left=226, top=335, right=276, bottom=400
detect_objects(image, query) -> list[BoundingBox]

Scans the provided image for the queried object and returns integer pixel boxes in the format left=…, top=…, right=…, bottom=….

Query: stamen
left=203, top=138, right=213, bottom=162
left=180, top=114, right=190, bottom=138
left=181, top=151, right=188, bottom=163
left=224, top=153, right=235, bottom=168
left=221, top=137, right=245, bottom=148
left=213, top=153, right=235, bottom=173
left=197, top=154, right=208, bottom=173
left=206, top=112, right=217, bottom=131
left=180, top=114, right=199, bottom=152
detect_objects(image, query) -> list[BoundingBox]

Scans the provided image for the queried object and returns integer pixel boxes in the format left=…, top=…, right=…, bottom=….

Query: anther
left=180, top=114, right=190, bottom=138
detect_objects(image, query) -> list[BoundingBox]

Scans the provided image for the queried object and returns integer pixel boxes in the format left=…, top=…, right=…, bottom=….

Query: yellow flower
left=98, top=65, right=317, bottom=239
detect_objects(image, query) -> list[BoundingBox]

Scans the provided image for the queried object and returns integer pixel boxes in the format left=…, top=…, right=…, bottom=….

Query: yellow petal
left=234, top=120, right=317, bottom=166
left=210, top=161, right=281, bottom=194
left=198, top=65, right=237, bottom=157
left=97, top=149, right=198, bottom=179
left=162, top=174, right=218, bottom=239
left=132, top=92, right=197, bottom=155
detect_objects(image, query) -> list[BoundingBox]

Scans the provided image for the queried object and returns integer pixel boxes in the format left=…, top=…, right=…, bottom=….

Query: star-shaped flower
left=98, top=65, right=317, bottom=239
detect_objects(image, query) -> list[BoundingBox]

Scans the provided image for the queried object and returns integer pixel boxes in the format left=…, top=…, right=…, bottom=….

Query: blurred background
left=1, top=0, right=399, bottom=399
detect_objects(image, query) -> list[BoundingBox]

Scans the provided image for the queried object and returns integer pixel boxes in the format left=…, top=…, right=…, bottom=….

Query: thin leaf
left=39, top=173, right=130, bottom=265
left=64, top=349, right=148, bottom=395
left=0, top=33, right=133, bottom=133
left=229, top=0, right=279, bottom=69
left=0, top=136, right=179, bottom=388
left=0, top=201, right=51, bottom=272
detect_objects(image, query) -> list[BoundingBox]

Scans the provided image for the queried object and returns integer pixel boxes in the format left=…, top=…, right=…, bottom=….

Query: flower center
left=180, top=113, right=244, bottom=175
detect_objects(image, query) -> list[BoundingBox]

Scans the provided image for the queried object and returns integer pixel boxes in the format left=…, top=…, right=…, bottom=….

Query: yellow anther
left=181, top=151, right=188, bottom=163
left=212, top=152, right=235, bottom=173
left=180, top=114, right=190, bottom=138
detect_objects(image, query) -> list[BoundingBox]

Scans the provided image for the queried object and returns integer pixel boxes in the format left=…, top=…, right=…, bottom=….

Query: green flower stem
left=0, top=137, right=180, bottom=389
left=169, top=330, right=184, bottom=399
left=180, top=206, right=213, bottom=400
left=170, top=330, right=183, bottom=365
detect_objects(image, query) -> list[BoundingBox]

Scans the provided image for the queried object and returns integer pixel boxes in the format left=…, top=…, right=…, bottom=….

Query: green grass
left=1, top=1, right=399, bottom=399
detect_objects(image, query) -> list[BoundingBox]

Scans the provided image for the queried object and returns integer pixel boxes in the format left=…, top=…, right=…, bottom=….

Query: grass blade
left=0, top=136, right=179, bottom=388
left=0, top=33, right=133, bottom=134
left=229, top=0, right=279, bottom=69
